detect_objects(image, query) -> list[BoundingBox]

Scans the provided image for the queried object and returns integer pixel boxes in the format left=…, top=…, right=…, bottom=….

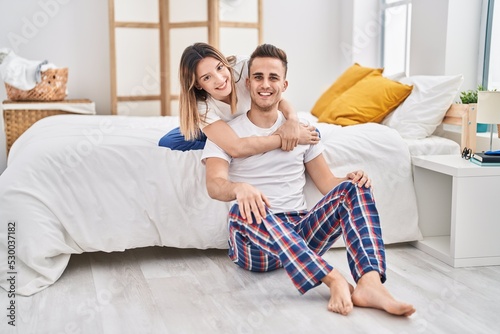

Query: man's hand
left=346, top=170, right=372, bottom=188
left=234, top=183, right=271, bottom=224
left=205, top=158, right=270, bottom=223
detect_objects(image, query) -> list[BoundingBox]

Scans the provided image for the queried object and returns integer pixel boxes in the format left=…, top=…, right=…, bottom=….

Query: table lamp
left=477, top=91, right=500, bottom=152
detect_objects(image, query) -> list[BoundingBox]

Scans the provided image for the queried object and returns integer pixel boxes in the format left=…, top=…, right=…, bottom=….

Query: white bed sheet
left=404, top=135, right=460, bottom=156
left=0, top=112, right=422, bottom=295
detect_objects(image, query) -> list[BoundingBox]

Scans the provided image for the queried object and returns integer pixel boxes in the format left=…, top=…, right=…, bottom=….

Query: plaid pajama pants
left=227, top=180, right=386, bottom=294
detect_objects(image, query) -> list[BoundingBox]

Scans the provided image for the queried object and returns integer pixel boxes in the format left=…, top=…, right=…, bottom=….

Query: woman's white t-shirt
left=197, top=56, right=251, bottom=130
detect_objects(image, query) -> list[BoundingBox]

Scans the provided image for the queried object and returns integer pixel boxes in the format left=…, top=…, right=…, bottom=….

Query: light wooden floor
left=1, top=243, right=499, bottom=334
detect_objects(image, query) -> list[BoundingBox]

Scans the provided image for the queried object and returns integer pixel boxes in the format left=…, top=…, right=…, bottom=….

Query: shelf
left=412, top=155, right=500, bottom=268
left=412, top=236, right=452, bottom=266
left=412, top=155, right=500, bottom=177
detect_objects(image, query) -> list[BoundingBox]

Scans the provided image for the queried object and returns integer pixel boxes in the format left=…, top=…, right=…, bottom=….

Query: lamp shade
left=477, top=91, right=500, bottom=124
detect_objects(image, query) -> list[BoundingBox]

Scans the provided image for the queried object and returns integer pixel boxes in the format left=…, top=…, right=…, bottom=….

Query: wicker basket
left=3, top=108, right=74, bottom=153
left=4, top=68, right=68, bottom=101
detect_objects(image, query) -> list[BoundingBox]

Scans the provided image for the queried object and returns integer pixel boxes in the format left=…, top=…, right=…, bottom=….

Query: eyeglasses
left=462, top=147, right=472, bottom=160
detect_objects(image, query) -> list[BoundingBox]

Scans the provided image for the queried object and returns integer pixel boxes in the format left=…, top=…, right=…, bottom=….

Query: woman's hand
left=346, top=170, right=372, bottom=188
left=274, top=118, right=300, bottom=151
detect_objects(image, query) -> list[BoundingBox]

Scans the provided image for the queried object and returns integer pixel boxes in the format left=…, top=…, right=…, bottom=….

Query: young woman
left=158, top=43, right=319, bottom=156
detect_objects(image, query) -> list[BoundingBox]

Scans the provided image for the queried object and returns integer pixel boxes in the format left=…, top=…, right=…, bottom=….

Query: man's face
left=247, top=57, right=288, bottom=112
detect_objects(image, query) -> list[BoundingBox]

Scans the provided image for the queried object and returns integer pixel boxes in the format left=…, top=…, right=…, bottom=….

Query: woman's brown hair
left=178, top=43, right=239, bottom=140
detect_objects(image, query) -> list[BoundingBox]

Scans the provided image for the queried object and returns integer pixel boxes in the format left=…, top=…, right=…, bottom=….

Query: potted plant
left=459, top=85, right=488, bottom=132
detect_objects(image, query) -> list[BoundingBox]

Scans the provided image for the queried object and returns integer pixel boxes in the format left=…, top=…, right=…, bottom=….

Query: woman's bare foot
left=351, top=271, right=416, bottom=316
left=321, top=269, right=355, bottom=315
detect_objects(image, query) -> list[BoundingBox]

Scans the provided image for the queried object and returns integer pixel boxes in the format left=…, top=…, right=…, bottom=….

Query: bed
left=0, top=70, right=469, bottom=296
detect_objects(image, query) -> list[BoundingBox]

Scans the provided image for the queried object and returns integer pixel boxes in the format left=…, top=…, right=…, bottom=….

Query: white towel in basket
left=0, top=48, right=57, bottom=91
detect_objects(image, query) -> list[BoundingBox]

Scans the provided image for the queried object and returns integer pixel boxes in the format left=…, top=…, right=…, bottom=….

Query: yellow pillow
left=318, top=72, right=413, bottom=126
left=311, top=63, right=383, bottom=118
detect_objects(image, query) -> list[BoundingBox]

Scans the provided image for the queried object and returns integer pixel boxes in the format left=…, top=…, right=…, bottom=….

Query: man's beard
left=253, top=100, right=277, bottom=112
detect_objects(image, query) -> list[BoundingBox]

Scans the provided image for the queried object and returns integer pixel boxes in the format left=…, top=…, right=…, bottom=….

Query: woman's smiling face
left=196, top=56, right=232, bottom=103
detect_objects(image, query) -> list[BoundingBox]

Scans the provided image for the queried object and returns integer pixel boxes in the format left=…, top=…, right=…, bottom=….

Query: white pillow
left=382, top=74, right=464, bottom=139
left=384, top=72, right=406, bottom=81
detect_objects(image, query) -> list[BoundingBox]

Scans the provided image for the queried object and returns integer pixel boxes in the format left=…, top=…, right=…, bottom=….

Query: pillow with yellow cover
left=317, top=71, right=413, bottom=126
left=310, top=63, right=382, bottom=118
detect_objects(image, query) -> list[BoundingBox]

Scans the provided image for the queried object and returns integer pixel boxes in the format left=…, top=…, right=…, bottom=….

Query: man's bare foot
left=321, top=269, right=354, bottom=316
left=351, top=271, right=416, bottom=316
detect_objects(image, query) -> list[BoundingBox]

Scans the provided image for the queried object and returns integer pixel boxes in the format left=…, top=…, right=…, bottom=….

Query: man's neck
left=247, top=108, right=279, bottom=128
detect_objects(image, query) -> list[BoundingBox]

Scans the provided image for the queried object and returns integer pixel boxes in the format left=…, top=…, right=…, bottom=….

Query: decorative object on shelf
left=459, top=85, right=488, bottom=132
left=469, top=158, right=500, bottom=167
left=477, top=91, right=500, bottom=151
left=459, top=86, right=482, bottom=104
left=470, top=151, right=500, bottom=166
left=0, top=48, right=68, bottom=101
left=4, top=68, right=68, bottom=101
left=472, top=151, right=500, bottom=162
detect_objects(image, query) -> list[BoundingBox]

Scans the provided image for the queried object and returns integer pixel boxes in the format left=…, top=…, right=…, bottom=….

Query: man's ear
left=283, top=80, right=288, bottom=92
left=246, top=78, right=250, bottom=89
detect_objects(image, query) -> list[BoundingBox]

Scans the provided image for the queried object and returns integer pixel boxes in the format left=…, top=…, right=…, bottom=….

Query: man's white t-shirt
left=201, top=111, right=324, bottom=213
left=198, top=56, right=252, bottom=129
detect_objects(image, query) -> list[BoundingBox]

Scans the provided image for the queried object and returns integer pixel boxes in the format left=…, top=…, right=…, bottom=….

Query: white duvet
left=0, top=112, right=422, bottom=296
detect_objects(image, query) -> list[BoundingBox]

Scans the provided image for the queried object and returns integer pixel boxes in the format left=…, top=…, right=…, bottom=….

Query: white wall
left=0, top=0, right=110, bottom=109
left=0, top=0, right=110, bottom=173
left=410, top=0, right=483, bottom=92
left=262, top=0, right=342, bottom=112
left=409, top=0, right=450, bottom=75
left=340, top=0, right=380, bottom=68
left=445, top=0, right=483, bottom=90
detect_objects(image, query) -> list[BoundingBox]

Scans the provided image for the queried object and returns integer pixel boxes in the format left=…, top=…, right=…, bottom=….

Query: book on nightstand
left=470, top=158, right=500, bottom=166
left=472, top=152, right=500, bottom=163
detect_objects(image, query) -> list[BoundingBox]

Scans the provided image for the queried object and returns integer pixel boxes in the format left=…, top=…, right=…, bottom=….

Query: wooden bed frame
left=442, top=103, right=477, bottom=152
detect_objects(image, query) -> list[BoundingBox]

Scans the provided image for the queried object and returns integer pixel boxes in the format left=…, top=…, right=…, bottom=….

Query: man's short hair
left=248, top=44, right=288, bottom=77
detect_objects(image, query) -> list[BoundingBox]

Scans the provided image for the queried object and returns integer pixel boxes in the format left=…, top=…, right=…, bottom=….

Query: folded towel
left=0, top=48, right=57, bottom=90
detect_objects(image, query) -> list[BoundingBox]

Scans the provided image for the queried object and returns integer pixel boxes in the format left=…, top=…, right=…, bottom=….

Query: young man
left=201, top=44, right=415, bottom=317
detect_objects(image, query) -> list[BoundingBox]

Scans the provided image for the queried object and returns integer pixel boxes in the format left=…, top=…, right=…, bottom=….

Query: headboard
left=442, top=103, right=477, bottom=152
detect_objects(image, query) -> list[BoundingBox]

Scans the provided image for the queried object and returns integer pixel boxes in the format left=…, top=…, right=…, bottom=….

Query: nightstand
left=2, top=99, right=95, bottom=154
left=411, top=155, right=500, bottom=267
